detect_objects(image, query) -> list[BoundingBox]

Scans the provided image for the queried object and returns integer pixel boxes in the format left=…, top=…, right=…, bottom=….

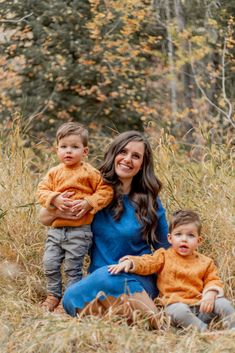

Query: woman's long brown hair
left=99, top=131, right=162, bottom=245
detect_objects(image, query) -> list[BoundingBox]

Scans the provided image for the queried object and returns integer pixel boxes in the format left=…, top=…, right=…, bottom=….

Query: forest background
left=0, top=1, right=234, bottom=352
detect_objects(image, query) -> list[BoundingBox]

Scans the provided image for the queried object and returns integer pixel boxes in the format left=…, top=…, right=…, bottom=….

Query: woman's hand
left=38, top=207, right=79, bottom=226
left=39, top=191, right=77, bottom=226
left=54, top=208, right=80, bottom=220
left=108, top=259, right=133, bottom=275
left=39, top=191, right=94, bottom=226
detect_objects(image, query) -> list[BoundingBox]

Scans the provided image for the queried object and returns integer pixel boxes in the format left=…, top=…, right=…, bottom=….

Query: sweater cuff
left=203, top=286, right=224, bottom=298
left=83, top=197, right=96, bottom=214
left=45, top=192, right=61, bottom=209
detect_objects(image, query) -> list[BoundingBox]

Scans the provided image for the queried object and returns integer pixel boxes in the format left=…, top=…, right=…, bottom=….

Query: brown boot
left=53, top=301, right=66, bottom=315
left=41, top=294, right=60, bottom=312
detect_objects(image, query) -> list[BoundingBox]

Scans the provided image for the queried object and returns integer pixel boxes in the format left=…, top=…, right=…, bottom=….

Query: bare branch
left=104, top=19, right=121, bottom=37
left=151, top=0, right=167, bottom=29
left=0, top=13, right=33, bottom=24
left=102, top=59, right=117, bottom=78
left=189, top=41, right=235, bottom=128
left=221, top=39, right=233, bottom=123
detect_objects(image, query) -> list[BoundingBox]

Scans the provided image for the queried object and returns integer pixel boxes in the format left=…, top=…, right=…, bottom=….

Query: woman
left=39, top=131, right=169, bottom=327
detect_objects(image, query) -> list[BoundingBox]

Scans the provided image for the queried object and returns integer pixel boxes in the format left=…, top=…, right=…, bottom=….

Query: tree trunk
left=165, top=0, right=178, bottom=120
left=174, top=0, right=194, bottom=142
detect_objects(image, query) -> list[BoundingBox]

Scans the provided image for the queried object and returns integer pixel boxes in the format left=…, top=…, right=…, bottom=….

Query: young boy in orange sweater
left=37, top=122, right=113, bottom=312
left=108, top=210, right=235, bottom=332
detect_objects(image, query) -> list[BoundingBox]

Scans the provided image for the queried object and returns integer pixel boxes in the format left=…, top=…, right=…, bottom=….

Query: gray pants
left=43, top=225, right=92, bottom=298
left=166, top=298, right=235, bottom=332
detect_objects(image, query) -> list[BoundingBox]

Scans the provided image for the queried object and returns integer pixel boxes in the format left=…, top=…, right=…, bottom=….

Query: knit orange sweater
left=36, top=162, right=113, bottom=227
left=127, top=247, right=224, bottom=306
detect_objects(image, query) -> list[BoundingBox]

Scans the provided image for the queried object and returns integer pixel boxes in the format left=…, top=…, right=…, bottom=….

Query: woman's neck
left=120, top=179, right=132, bottom=195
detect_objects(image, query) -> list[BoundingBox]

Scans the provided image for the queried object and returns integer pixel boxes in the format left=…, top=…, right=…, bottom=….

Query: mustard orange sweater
left=36, top=162, right=113, bottom=228
left=127, top=247, right=224, bottom=306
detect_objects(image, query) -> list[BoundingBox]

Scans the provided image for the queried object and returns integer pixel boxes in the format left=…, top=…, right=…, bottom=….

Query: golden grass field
left=0, top=126, right=234, bottom=353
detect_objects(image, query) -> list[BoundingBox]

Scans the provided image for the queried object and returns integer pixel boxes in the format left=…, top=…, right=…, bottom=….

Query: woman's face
left=114, top=141, right=145, bottom=184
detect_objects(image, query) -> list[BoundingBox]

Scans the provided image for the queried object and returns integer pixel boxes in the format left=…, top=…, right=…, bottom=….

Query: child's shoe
left=41, top=294, right=60, bottom=312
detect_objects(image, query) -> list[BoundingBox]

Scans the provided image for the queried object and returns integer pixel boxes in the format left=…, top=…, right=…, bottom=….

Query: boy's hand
left=108, top=259, right=132, bottom=275
left=200, top=290, right=217, bottom=313
left=71, top=199, right=92, bottom=218
left=51, top=193, right=74, bottom=211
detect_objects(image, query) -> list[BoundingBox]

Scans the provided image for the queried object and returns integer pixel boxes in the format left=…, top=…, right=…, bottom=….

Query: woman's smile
left=114, top=141, right=144, bottom=183
left=118, top=162, right=133, bottom=171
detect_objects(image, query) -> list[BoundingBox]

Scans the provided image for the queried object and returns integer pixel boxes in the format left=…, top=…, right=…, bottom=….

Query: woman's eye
left=120, top=149, right=127, bottom=155
left=132, top=154, right=140, bottom=159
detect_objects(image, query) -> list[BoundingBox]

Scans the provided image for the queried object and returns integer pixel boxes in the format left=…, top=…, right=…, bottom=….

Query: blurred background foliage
left=0, top=0, right=234, bottom=146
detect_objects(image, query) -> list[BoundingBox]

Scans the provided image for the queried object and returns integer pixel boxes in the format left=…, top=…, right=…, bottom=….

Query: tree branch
left=189, top=41, right=235, bottom=128
left=0, top=13, right=33, bottom=24
left=221, top=39, right=233, bottom=124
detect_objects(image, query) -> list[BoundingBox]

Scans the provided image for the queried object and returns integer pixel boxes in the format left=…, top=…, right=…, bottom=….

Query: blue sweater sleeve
left=153, top=198, right=170, bottom=250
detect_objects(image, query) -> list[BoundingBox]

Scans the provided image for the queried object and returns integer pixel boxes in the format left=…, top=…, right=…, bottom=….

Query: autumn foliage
left=0, top=0, right=234, bottom=143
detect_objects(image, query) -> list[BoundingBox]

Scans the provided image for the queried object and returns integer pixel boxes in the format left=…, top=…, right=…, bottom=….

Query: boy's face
left=168, top=222, right=201, bottom=257
left=57, top=134, right=88, bottom=167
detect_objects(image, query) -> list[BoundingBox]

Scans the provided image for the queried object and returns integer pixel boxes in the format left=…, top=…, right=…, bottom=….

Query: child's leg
left=43, top=228, right=65, bottom=298
left=213, top=297, right=235, bottom=329
left=166, top=303, right=208, bottom=332
left=63, top=226, right=93, bottom=287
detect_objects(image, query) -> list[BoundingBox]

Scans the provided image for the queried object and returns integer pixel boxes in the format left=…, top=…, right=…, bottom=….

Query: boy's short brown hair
left=169, top=210, right=202, bottom=235
left=56, top=122, right=88, bottom=146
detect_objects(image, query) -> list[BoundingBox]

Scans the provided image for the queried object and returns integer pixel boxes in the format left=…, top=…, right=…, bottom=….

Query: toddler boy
left=37, top=122, right=113, bottom=311
left=109, top=210, right=235, bottom=332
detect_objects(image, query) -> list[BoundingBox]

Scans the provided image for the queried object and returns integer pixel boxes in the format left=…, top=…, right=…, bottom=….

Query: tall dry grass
left=0, top=125, right=234, bottom=353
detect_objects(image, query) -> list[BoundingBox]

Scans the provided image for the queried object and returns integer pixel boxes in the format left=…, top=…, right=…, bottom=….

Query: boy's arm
left=36, top=170, right=60, bottom=208
left=120, top=249, right=165, bottom=275
left=202, top=260, right=224, bottom=297
left=83, top=169, right=113, bottom=214
left=37, top=168, right=75, bottom=210
left=108, top=250, right=165, bottom=275
left=200, top=260, right=224, bottom=313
